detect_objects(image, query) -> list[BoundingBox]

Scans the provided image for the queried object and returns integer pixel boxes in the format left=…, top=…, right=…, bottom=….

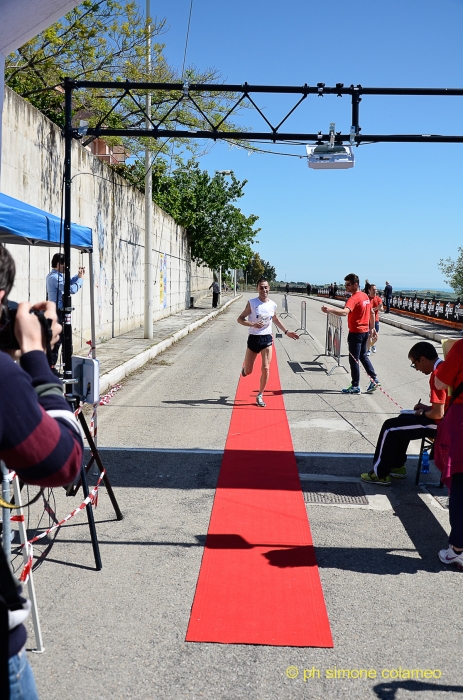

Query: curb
left=99, top=295, right=242, bottom=394
left=293, top=294, right=455, bottom=344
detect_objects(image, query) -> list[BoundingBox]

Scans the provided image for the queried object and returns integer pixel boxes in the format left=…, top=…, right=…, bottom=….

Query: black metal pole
left=80, top=462, right=102, bottom=570
left=63, top=78, right=73, bottom=390
left=351, top=88, right=361, bottom=135
left=77, top=413, right=124, bottom=521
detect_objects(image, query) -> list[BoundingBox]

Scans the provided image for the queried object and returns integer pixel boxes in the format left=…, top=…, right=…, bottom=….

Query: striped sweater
left=0, top=350, right=84, bottom=662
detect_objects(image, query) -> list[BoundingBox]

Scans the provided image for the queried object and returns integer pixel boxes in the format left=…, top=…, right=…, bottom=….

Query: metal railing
left=295, top=301, right=314, bottom=338
left=325, top=313, right=348, bottom=375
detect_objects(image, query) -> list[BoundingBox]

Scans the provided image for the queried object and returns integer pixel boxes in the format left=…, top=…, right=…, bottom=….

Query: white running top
left=248, top=297, right=277, bottom=335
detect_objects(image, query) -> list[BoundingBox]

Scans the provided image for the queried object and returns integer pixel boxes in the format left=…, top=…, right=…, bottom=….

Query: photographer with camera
left=0, top=245, right=84, bottom=699
left=46, top=253, right=85, bottom=372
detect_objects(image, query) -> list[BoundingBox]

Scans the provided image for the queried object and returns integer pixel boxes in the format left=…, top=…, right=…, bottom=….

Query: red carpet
left=186, top=348, right=333, bottom=647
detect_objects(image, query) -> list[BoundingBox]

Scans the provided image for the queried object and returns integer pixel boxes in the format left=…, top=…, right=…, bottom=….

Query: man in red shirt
left=361, top=341, right=446, bottom=485
left=321, top=272, right=379, bottom=394
left=366, top=283, right=383, bottom=356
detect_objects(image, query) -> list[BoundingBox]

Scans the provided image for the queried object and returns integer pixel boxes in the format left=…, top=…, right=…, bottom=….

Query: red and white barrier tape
left=339, top=323, right=403, bottom=409
left=99, top=384, right=121, bottom=406
left=18, top=470, right=106, bottom=582
left=20, top=542, right=34, bottom=583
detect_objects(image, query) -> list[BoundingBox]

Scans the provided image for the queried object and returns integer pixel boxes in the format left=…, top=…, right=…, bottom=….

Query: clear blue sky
left=139, top=0, right=463, bottom=288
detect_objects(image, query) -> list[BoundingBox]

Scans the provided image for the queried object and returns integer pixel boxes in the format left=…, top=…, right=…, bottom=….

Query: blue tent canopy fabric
left=0, top=193, right=92, bottom=250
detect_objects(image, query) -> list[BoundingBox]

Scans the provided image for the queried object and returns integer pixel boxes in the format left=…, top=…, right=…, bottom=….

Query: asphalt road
left=26, top=293, right=462, bottom=700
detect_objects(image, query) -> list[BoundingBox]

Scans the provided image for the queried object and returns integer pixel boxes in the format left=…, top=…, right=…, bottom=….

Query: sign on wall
left=159, top=253, right=168, bottom=309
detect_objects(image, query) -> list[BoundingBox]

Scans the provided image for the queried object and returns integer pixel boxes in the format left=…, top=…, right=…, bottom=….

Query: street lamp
left=214, top=170, right=232, bottom=301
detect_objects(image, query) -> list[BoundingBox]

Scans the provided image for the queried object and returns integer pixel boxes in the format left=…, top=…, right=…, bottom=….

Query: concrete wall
left=0, top=87, right=213, bottom=350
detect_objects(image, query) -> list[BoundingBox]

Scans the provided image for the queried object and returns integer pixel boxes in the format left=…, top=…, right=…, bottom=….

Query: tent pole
left=89, top=249, right=99, bottom=473
left=89, top=249, right=96, bottom=361
left=63, top=77, right=74, bottom=390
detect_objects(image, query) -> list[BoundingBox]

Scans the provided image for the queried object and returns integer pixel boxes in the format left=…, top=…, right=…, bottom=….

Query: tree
left=244, top=253, right=265, bottom=285
left=261, top=259, right=276, bottom=282
left=115, top=160, right=259, bottom=270
left=438, top=248, right=463, bottom=297
left=5, top=0, right=247, bottom=158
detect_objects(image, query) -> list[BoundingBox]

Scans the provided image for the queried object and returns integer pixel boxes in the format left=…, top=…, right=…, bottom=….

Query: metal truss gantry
left=62, top=78, right=463, bottom=380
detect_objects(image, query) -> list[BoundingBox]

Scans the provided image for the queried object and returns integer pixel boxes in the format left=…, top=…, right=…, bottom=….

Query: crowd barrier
left=325, top=313, right=348, bottom=375
left=281, top=293, right=290, bottom=318
left=295, top=301, right=314, bottom=338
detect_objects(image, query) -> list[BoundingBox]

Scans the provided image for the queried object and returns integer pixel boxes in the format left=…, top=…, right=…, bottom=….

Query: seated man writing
left=361, top=341, right=446, bottom=485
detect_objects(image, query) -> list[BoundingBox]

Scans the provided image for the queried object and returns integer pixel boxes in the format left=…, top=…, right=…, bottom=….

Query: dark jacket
left=1, top=350, right=83, bottom=684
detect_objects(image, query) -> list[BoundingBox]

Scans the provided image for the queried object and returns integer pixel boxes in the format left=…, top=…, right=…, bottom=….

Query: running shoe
left=366, top=350, right=371, bottom=356
left=341, top=385, right=361, bottom=394
left=241, top=367, right=246, bottom=377
left=372, top=346, right=377, bottom=353
left=438, top=546, right=463, bottom=569
left=390, top=466, right=407, bottom=479
left=366, top=380, right=381, bottom=394
left=360, top=470, right=391, bottom=486
left=256, top=394, right=266, bottom=407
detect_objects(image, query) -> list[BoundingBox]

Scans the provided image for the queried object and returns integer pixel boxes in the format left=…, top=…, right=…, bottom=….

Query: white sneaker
left=438, top=546, right=463, bottom=569
left=372, top=346, right=377, bottom=353
left=256, top=394, right=266, bottom=407
left=366, top=350, right=371, bottom=356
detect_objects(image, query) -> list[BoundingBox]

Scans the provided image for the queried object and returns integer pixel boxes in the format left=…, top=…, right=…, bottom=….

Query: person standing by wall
left=384, top=280, right=393, bottom=313
left=306, top=283, right=312, bottom=296
left=321, top=273, right=379, bottom=394
left=46, top=253, right=85, bottom=371
left=209, top=279, right=220, bottom=308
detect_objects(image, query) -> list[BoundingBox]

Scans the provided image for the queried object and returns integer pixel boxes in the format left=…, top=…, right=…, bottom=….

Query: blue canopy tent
left=0, top=192, right=92, bottom=250
left=0, top=192, right=97, bottom=366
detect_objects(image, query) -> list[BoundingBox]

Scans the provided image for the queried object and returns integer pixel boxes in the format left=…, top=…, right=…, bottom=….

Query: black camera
left=0, top=301, right=53, bottom=351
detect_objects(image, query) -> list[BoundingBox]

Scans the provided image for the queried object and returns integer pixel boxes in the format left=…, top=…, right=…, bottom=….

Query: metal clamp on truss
left=306, top=122, right=355, bottom=170
left=183, top=80, right=190, bottom=97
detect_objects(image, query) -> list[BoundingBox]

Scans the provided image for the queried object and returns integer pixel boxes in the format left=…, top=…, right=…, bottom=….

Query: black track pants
left=373, top=413, right=437, bottom=478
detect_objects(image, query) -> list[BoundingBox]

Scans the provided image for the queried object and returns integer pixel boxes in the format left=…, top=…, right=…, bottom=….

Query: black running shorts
left=247, top=334, right=273, bottom=353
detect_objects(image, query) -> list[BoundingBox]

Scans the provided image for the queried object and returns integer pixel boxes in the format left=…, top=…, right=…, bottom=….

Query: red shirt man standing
left=321, top=273, right=379, bottom=394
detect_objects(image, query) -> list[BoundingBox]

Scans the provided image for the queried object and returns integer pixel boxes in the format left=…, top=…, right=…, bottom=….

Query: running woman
left=238, top=278, right=299, bottom=407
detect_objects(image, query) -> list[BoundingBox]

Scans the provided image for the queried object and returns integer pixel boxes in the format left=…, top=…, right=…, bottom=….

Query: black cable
left=182, top=0, right=194, bottom=77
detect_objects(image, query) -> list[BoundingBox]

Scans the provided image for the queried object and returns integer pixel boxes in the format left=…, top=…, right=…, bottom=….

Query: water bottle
left=421, top=450, right=430, bottom=474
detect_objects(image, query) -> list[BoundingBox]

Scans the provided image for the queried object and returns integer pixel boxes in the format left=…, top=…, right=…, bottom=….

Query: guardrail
left=386, top=294, right=463, bottom=325
left=276, top=285, right=463, bottom=326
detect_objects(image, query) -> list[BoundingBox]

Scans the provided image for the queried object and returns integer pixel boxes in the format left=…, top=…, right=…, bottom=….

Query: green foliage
left=261, top=259, right=276, bottom=282
left=5, top=0, right=247, bottom=158
left=115, top=160, right=260, bottom=270
left=438, top=247, right=463, bottom=297
left=244, top=253, right=266, bottom=285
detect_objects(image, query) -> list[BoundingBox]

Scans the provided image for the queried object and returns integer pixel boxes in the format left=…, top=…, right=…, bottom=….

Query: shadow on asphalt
left=162, top=395, right=233, bottom=406
left=74, top=450, right=451, bottom=576
left=373, top=680, right=463, bottom=698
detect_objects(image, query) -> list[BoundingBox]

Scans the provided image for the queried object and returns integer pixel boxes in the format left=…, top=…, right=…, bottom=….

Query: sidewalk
left=77, top=293, right=241, bottom=395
